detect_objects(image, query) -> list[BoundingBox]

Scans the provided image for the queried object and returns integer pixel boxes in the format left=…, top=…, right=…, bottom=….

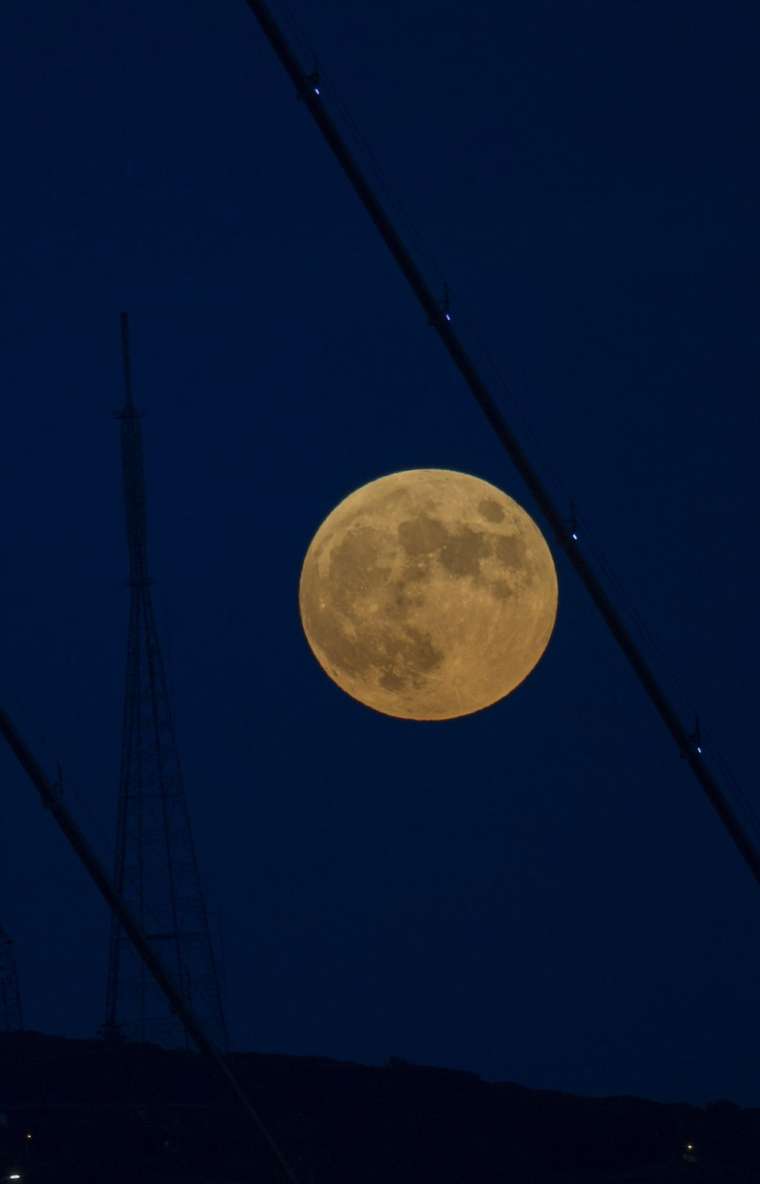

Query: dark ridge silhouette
left=0, top=1031, right=756, bottom=1181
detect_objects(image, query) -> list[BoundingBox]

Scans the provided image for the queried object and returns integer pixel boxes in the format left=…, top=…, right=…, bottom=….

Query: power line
left=0, top=706, right=301, bottom=1184
left=241, top=0, right=760, bottom=889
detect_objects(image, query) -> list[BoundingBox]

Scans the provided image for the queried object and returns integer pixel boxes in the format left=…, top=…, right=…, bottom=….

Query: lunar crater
left=398, top=514, right=448, bottom=556
left=479, top=498, right=505, bottom=522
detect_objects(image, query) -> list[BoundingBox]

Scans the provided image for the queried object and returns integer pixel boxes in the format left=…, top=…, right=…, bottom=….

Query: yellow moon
left=299, top=469, right=558, bottom=720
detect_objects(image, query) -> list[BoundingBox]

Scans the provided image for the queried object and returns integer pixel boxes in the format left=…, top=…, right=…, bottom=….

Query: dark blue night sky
left=2, top=1, right=758, bottom=1106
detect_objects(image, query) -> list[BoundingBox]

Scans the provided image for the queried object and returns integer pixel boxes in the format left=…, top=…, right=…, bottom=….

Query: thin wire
left=272, top=1, right=451, bottom=299
left=709, top=746, right=760, bottom=853
left=570, top=522, right=760, bottom=847
left=0, top=707, right=301, bottom=1184
left=327, top=82, right=450, bottom=298
left=274, top=0, right=315, bottom=73
left=243, top=0, right=760, bottom=892
left=450, top=306, right=571, bottom=503
left=276, top=2, right=569, bottom=508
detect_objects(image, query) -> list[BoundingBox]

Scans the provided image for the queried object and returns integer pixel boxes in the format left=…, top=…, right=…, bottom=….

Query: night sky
left=2, top=1, right=759, bottom=1107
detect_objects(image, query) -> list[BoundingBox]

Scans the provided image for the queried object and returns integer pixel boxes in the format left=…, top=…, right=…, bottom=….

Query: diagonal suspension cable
left=242, top=0, right=760, bottom=888
left=0, top=707, right=301, bottom=1184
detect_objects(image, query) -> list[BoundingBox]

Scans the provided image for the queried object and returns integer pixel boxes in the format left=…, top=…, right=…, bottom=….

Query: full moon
left=299, top=469, right=558, bottom=720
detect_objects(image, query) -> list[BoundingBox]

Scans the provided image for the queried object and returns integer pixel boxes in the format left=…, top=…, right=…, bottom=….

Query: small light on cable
left=571, top=532, right=578, bottom=541
left=696, top=746, right=703, bottom=755
left=313, top=86, right=320, bottom=96
left=444, top=312, right=452, bottom=322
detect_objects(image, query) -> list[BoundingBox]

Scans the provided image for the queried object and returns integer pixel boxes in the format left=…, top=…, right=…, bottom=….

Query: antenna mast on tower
left=0, top=923, right=23, bottom=1032
left=103, top=314, right=228, bottom=1049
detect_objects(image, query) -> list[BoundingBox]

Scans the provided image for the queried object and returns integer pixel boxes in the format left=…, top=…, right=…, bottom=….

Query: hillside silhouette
left=0, top=1031, right=757, bottom=1181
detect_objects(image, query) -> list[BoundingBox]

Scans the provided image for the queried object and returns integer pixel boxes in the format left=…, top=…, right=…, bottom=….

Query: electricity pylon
left=103, top=314, right=228, bottom=1050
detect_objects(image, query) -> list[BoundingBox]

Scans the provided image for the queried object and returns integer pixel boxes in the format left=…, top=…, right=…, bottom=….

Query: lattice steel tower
left=0, top=923, right=23, bottom=1032
left=103, top=314, right=228, bottom=1050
